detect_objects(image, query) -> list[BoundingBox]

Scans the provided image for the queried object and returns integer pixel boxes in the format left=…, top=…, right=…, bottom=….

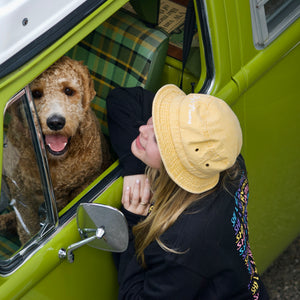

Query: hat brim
left=152, top=84, right=220, bottom=194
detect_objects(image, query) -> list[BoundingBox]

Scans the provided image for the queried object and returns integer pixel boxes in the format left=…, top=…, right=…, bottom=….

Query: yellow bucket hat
left=152, top=84, right=243, bottom=194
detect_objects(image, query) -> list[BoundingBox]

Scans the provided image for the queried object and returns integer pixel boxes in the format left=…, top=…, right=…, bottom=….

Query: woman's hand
left=122, top=176, right=151, bottom=216
left=122, top=175, right=147, bottom=202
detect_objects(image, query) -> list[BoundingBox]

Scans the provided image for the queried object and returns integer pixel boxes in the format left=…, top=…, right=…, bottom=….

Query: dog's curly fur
left=1, top=56, right=111, bottom=244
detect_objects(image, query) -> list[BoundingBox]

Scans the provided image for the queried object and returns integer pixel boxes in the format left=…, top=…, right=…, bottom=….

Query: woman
left=107, top=84, right=268, bottom=299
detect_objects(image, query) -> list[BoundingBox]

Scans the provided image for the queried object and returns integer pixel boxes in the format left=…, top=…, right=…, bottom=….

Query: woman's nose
left=139, top=125, right=148, bottom=137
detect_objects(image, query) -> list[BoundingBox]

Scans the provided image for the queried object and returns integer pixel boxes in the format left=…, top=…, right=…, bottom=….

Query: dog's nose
left=47, top=115, right=66, bottom=131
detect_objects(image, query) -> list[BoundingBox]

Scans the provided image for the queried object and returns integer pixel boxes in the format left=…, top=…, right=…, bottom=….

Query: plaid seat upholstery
left=0, top=207, right=20, bottom=260
left=67, top=10, right=169, bottom=135
left=0, top=233, right=20, bottom=260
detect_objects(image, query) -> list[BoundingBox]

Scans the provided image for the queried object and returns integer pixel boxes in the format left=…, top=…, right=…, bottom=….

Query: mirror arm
left=59, top=227, right=105, bottom=263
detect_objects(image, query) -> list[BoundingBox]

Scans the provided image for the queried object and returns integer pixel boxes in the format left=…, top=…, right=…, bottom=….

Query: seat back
left=67, top=10, right=169, bottom=135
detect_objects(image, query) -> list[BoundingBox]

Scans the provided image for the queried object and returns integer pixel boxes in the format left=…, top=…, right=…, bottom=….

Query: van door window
left=250, top=0, right=300, bottom=48
left=0, top=89, right=56, bottom=263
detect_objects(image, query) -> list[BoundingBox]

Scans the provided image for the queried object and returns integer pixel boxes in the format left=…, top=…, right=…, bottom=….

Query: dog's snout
left=47, top=115, right=66, bottom=131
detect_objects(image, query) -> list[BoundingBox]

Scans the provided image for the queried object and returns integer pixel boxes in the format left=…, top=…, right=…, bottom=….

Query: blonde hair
left=133, top=160, right=241, bottom=267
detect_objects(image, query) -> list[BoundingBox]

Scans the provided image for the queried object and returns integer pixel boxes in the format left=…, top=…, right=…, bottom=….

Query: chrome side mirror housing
left=59, top=203, right=128, bottom=263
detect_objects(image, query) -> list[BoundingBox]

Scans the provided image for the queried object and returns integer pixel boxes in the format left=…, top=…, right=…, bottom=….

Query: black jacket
left=107, top=87, right=269, bottom=300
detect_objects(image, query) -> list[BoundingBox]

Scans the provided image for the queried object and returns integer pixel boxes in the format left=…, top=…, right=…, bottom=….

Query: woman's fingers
left=122, top=186, right=131, bottom=210
left=122, top=178, right=151, bottom=216
left=135, top=178, right=151, bottom=216
left=142, top=178, right=151, bottom=203
left=122, top=175, right=147, bottom=201
left=130, top=179, right=140, bottom=206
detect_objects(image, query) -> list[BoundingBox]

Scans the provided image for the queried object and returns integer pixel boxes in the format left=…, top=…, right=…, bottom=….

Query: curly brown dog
left=1, top=56, right=111, bottom=245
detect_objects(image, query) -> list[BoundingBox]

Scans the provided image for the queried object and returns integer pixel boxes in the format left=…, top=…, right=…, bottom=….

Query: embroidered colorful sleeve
left=231, top=172, right=260, bottom=299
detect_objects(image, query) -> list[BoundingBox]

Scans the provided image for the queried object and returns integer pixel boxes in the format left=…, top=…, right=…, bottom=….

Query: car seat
left=67, top=9, right=169, bottom=136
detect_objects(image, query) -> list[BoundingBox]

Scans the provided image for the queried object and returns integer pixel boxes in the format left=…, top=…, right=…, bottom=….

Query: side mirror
left=59, top=203, right=128, bottom=263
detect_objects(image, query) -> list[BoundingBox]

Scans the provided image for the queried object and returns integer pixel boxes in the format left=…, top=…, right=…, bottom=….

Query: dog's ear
left=74, top=59, right=96, bottom=110
left=82, top=67, right=96, bottom=108
left=62, top=57, right=96, bottom=110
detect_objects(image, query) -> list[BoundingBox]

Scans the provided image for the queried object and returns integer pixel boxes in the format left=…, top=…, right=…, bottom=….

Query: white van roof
left=0, top=0, right=86, bottom=65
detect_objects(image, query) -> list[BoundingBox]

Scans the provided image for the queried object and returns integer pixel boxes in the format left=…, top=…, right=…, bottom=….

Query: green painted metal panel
left=210, top=1, right=300, bottom=272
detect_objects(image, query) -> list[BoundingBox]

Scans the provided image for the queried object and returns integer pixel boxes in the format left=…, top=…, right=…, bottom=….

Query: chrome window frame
left=0, top=87, right=58, bottom=275
left=250, top=0, right=300, bottom=49
left=196, top=0, right=215, bottom=94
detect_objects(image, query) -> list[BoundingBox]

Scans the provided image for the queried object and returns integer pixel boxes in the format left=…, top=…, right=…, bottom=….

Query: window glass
left=250, top=0, right=300, bottom=48
left=0, top=91, right=52, bottom=260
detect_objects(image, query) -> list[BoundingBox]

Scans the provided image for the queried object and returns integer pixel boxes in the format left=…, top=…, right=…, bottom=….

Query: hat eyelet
left=195, top=148, right=199, bottom=152
left=205, top=163, right=209, bottom=167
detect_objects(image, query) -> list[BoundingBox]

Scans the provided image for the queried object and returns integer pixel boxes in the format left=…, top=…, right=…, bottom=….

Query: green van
left=0, top=0, right=299, bottom=298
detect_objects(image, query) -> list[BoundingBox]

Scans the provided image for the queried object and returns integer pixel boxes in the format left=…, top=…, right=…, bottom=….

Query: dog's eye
left=64, top=87, right=75, bottom=96
left=31, top=90, right=43, bottom=99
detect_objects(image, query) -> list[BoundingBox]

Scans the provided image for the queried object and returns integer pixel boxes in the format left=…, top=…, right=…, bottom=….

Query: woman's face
left=131, top=117, right=161, bottom=169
